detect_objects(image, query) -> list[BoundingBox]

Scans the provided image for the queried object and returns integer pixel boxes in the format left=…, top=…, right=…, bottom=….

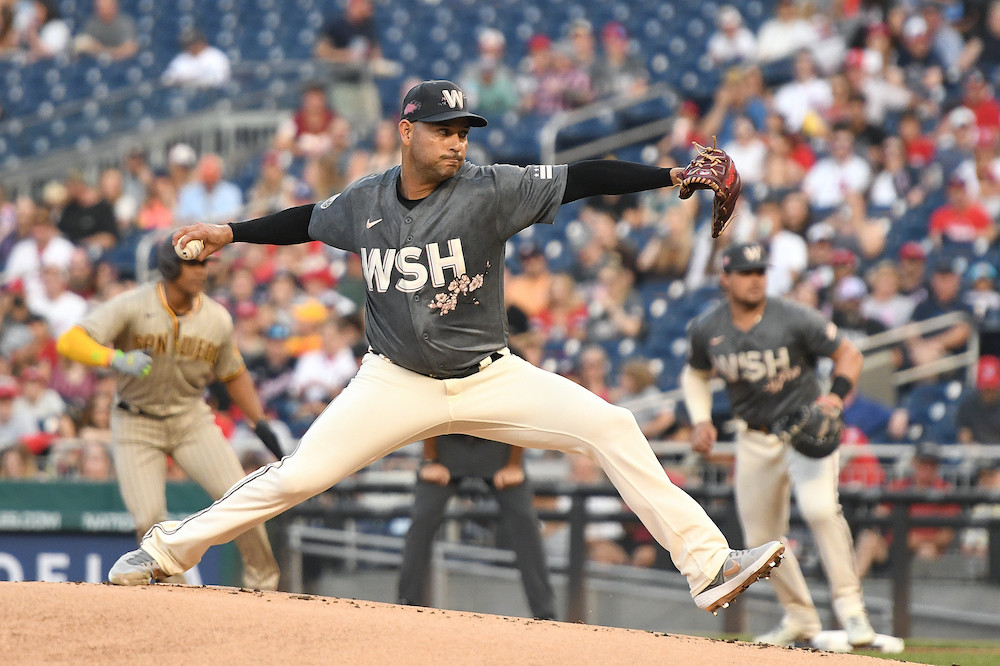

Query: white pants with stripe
left=112, top=403, right=280, bottom=590
left=735, top=427, right=867, bottom=632
left=141, top=353, right=731, bottom=596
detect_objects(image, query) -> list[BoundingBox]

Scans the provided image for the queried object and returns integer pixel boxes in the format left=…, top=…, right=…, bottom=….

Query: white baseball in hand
left=175, top=239, right=204, bottom=260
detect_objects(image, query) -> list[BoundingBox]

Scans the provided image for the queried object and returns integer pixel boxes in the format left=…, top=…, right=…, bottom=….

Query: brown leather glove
left=678, top=137, right=742, bottom=238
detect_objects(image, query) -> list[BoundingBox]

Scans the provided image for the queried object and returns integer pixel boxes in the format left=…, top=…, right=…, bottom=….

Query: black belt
left=369, top=347, right=510, bottom=379
left=448, top=350, right=508, bottom=378
left=747, top=412, right=797, bottom=436
left=116, top=400, right=166, bottom=419
left=746, top=422, right=773, bottom=434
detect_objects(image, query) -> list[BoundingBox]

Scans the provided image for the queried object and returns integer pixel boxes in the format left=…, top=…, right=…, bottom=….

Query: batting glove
left=110, top=350, right=152, bottom=378
left=254, top=420, right=283, bottom=459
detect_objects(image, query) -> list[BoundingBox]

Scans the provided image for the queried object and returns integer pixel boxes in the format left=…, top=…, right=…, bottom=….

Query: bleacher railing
left=854, top=311, right=980, bottom=388
left=539, top=83, right=679, bottom=165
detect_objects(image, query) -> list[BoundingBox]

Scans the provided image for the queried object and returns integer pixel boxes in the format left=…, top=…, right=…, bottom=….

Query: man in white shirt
left=290, top=317, right=360, bottom=413
left=773, top=50, right=832, bottom=134
left=174, top=154, right=243, bottom=225
left=25, top=263, right=88, bottom=337
left=3, top=211, right=75, bottom=296
left=707, top=5, right=757, bottom=67
left=803, top=125, right=872, bottom=212
left=161, top=28, right=231, bottom=88
left=756, top=0, right=819, bottom=64
left=12, top=366, right=66, bottom=436
left=0, top=376, right=38, bottom=453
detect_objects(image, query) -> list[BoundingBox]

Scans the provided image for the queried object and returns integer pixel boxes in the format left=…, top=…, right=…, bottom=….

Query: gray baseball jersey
left=308, top=162, right=567, bottom=377
left=687, top=297, right=842, bottom=427
left=78, top=282, right=245, bottom=416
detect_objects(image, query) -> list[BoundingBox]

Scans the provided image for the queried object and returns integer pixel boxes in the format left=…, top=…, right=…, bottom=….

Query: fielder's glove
left=110, top=350, right=152, bottom=378
left=677, top=137, right=742, bottom=238
left=778, top=402, right=844, bottom=459
left=254, top=420, right=283, bottom=459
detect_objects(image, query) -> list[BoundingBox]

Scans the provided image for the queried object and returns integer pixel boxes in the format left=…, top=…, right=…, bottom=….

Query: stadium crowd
left=2, top=0, right=1000, bottom=573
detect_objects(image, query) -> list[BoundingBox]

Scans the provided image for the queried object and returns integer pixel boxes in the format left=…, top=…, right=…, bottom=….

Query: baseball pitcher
left=107, top=80, right=781, bottom=615
left=682, top=241, right=875, bottom=647
left=57, top=238, right=281, bottom=590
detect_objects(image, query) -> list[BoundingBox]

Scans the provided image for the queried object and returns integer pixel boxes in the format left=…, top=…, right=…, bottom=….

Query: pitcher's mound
left=2, top=582, right=890, bottom=665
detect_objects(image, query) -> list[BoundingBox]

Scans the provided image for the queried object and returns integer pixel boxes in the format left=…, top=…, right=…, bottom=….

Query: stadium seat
left=899, top=380, right=964, bottom=444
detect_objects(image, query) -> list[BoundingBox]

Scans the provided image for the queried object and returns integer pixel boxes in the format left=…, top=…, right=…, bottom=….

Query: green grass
left=856, top=639, right=1000, bottom=666
left=724, top=635, right=1000, bottom=665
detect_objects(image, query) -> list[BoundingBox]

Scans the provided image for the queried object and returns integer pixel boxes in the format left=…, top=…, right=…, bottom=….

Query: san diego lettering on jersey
left=131, top=333, right=221, bottom=364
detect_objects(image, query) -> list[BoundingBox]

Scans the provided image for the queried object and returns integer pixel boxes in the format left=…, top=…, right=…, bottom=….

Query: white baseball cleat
left=693, top=540, right=784, bottom=613
left=108, top=548, right=166, bottom=586
left=844, top=612, right=876, bottom=647
left=754, top=621, right=819, bottom=647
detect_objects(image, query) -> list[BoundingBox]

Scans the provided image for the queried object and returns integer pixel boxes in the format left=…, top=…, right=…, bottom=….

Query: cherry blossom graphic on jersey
left=428, top=264, right=488, bottom=315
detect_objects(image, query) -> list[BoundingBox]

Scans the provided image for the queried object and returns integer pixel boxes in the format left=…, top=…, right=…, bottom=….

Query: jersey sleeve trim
left=217, top=366, right=247, bottom=383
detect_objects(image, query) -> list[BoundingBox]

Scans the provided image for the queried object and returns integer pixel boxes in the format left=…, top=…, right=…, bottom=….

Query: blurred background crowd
left=2, top=0, right=1000, bottom=573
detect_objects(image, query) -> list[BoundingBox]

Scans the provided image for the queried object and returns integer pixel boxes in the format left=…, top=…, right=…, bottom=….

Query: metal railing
left=538, top=84, right=679, bottom=165
left=854, top=311, right=979, bottom=388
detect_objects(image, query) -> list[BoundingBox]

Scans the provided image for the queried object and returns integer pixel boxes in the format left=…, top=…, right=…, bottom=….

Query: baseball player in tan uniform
left=682, top=242, right=875, bottom=647
left=57, top=238, right=281, bottom=590
left=107, top=80, right=783, bottom=614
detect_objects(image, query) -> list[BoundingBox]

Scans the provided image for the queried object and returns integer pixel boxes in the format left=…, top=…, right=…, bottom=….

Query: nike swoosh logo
left=366, top=218, right=382, bottom=228
left=723, top=561, right=741, bottom=577
left=709, top=336, right=725, bottom=345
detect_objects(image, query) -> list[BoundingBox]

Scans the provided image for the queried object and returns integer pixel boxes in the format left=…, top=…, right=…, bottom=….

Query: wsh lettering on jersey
left=713, top=347, right=801, bottom=394
left=361, top=239, right=468, bottom=293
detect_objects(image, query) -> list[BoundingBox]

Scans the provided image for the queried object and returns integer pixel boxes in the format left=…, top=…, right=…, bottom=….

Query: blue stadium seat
left=900, top=380, right=964, bottom=444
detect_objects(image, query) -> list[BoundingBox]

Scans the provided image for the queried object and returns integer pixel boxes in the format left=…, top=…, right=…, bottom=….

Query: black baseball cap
left=933, top=255, right=965, bottom=275
left=722, top=241, right=769, bottom=273
left=400, top=80, right=488, bottom=127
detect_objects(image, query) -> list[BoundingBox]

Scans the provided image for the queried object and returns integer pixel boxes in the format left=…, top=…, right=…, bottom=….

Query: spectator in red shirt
left=898, top=110, right=936, bottom=168
left=273, top=83, right=337, bottom=159
left=962, top=71, right=1000, bottom=133
left=530, top=273, right=588, bottom=342
left=854, top=443, right=961, bottom=577
left=838, top=427, right=886, bottom=489
left=928, top=175, right=995, bottom=245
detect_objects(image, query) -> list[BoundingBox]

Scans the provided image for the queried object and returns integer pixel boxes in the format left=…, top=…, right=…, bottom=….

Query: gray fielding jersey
left=687, top=297, right=842, bottom=427
left=309, top=162, right=568, bottom=377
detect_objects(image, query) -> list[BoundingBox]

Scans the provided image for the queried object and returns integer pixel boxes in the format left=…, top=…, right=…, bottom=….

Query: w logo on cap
left=743, top=244, right=763, bottom=262
left=441, top=89, right=464, bottom=109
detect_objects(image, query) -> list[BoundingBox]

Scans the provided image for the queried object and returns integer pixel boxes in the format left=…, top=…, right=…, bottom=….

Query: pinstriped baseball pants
left=140, top=353, right=731, bottom=596
left=112, top=405, right=280, bottom=590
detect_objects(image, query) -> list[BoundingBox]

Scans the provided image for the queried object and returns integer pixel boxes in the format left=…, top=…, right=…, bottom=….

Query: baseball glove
left=677, top=137, right=742, bottom=238
left=778, top=402, right=844, bottom=459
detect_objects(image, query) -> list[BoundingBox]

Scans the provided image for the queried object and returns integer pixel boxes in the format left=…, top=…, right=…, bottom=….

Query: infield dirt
left=0, top=582, right=909, bottom=665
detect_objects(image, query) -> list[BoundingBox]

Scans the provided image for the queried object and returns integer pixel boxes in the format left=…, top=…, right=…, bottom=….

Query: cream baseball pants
left=735, top=427, right=867, bottom=632
left=142, top=353, right=731, bottom=596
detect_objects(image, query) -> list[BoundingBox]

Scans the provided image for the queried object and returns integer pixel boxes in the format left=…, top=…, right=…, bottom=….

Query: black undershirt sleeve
left=228, top=204, right=315, bottom=245
left=561, top=159, right=677, bottom=204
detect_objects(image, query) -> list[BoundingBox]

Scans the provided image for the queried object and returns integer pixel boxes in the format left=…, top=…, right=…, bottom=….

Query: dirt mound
left=1, top=582, right=892, bottom=665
